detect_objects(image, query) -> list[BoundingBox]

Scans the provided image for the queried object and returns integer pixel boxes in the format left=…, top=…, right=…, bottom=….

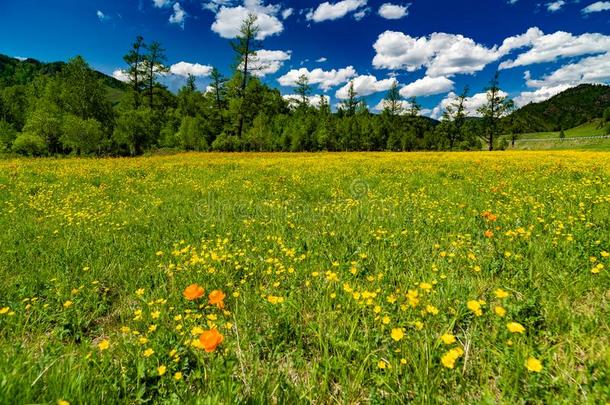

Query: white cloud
left=546, top=0, right=565, bottom=12
left=335, top=75, right=397, bottom=99
left=112, top=69, right=130, bottom=82
left=514, top=84, right=571, bottom=106
left=281, top=8, right=293, bottom=19
left=399, top=76, right=454, bottom=98
left=169, top=61, right=213, bottom=77
left=246, top=49, right=291, bottom=76
left=211, top=1, right=284, bottom=39
left=278, top=66, right=357, bottom=90
left=169, top=2, right=187, bottom=27
left=316, top=57, right=328, bottom=63
left=524, top=52, right=610, bottom=88
left=373, top=99, right=414, bottom=114
left=153, top=0, right=172, bottom=7
left=499, top=29, right=610, bottom=69
left=372, top=31, right=500, bottom=77
left=378, top=3, right=409, bottom=19
left=96, top=10, right=108, bottom=21
left=582, top=1, right=610, bottom=13
left=283, top=94, right=330, bottom=107
left=428, top=90, right=508, bottom=119
left=307, top=0, right=368, bottom=22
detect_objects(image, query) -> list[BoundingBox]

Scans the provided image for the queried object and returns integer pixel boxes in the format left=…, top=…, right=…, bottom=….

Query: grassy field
left=505, top=120, right=610, bottom=151
left=0, top=152, right=609, bottom=403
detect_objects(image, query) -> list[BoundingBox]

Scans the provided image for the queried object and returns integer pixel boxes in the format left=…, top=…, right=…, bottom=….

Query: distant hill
left=507, top=84, right=610, bottom=133
left=0, top=54, right=128, bottom=102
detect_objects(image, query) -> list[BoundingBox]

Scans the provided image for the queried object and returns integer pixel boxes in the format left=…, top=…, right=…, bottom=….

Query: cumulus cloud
left=245, top=49, right=292, bottom=77
left=278, top=66, right=357, bottom=90
left=307, top=0, right=368, bottom=22
left=335, top=75, right=397, bottom=99
left=112, top=69, right=130, bottom=82
left=525, top=53, right=610, bottom=88
left=169, top=61, right=213, bottom=77
left=283, top=94, right=330, bottom=108
left=378, top=3, right=409, bottom=19
left=316, top=57, right=328, bottom=63
left=546, top=0, right=565, bottom=12
left=582, top=1, right=610, bottom=13
left=499, top=28, right=610, bottom=69
left=428, top=90, right=508, bottom=119
left=399, top=76, right=454, bottom=98
left=210, top=0, right=284, bottom=39
left=282, top=8, right=293, bottom=19
left=373, top=31, right=500, bottom=77
left=514, top=84, right=572, bottom=107
left=169, top=2, right=187, bottom=27
left=373, top=99, right=417, bottom=112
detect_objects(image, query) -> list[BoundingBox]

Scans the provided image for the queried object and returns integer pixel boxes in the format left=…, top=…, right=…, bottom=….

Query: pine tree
left=341, top=81, right=359, bottom=117
left=382, top=82, right=403, bottom=117
left=477, top=72, right=514, bottom=151
left=123, top=36, right=147, bottom=108
left=144, top=41, right=169, bottom=108
left=295, top=74, right=311, bottom=110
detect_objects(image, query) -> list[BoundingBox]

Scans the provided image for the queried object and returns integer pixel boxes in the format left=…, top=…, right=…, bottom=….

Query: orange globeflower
left=208, top=290, right=226, bottom=308
left=484, top=230, right=494, bottom=238
left=183, top=284, right=205, bottom=301
left=199, top=329, right=224, bottom=352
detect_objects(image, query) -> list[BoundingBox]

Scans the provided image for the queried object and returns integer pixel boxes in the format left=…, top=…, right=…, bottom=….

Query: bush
left=0, top=120, right=17, bottom=151
left=211, top=133, right=242, bottom=152
left=60, top=114, right=105, bottom=155
left=112, top=108, right=157, bottom=155
left=11, top=133, right=48, bottom=156
left=176, top=116, right=209, bottom=151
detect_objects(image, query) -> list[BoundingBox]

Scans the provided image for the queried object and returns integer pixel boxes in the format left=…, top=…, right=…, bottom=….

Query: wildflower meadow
left=0, top=152, right=609, bottom=403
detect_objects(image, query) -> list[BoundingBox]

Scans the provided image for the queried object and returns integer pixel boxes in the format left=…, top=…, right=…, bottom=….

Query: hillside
left=0, top=53, right=128, bottom=95
left=507, top=84, right=610, bottom=133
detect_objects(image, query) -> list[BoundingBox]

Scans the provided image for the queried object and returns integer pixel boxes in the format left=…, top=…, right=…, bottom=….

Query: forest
left=0, top=14, right=608, bottom=157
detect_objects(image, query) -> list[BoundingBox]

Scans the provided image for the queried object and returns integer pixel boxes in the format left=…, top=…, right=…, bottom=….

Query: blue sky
left=1, top=0, right=609, bottom=116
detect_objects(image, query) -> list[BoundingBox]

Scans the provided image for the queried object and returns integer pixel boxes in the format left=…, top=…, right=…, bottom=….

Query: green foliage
left=0, top=120, right=17, bottom=151
left=112, top=108, right=157, bottom=155
left=11, top=132, right=47, bottom=155
left=23, top=98, right=63, bottom=153
left=60, top=114, right=106, bottom=155
left=176, top=116, right=209, bottom=151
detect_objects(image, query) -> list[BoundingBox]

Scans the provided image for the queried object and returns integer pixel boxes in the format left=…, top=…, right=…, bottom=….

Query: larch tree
left=231, top=13, right=261, bottom=138
left=477, top=72, right=514, bottom=151
left=382, top=82, right=403, bottom=118
left=294, top=74, right=311, bottom=110
left=442, top=85, right=469, bottom=149
left=123, top=36, right=147, bottom=108
left=144, top=41, right=169, bottom=108
left=341, top=81, right=359, bottom=117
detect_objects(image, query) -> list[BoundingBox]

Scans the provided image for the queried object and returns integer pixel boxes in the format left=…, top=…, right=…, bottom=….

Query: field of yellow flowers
left=0, top=151, right=609, bottom=403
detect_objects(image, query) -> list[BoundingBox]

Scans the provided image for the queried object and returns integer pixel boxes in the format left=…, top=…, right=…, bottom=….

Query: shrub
left=60, top=114, right=105, bottom=155
left=11, top=133, right=48, bottom=156
left=0, top=120, right=17, bottom=151
left=176, top=116, right=209, bottom=151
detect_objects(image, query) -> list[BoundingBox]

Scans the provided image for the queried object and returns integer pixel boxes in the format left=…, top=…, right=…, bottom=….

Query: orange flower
left=484, top=230, right=494, bottom=238
left=183, top=284, right=204, bottom=301
left=199, top=329, right=224, bottom=352
left=208, top=290, right=226, bottom=309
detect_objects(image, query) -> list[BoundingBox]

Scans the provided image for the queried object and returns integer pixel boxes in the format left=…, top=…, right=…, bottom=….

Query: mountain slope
left=0, top=54, right=128, bottom=94
left=508, top=84, right=610, bottom=133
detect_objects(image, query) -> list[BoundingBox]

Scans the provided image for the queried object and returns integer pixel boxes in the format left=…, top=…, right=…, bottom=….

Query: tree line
left=0, top=14, right=520, bottom=156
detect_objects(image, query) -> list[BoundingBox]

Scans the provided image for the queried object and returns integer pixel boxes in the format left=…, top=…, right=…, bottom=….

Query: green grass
left=0, top=152, right=609, bottom=403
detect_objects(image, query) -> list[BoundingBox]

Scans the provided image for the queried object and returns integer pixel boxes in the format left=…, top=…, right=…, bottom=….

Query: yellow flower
left=441, top=347, right=464, bottom=369
left=63, top=300, right=73, bottom=309
left=506, top=322, right=525, bottom=333
left=191, top=326, right=205, bottom=336
left=157, top=365, right=167, bottom=376
left=136, top=288, right=145, bottom=296
left=525, top=357, right=543, bottom=372
left=382, top=316, right=391, bottom=325
left=400, top=358, right=407, bottom=365
left=467, top=300, right=484, bottom=316
left=0, top=307, right=9, bottom=315
left=174, top=372, right=183, bottom=381
left=494, top=306, right=506, bottom=317
left=267, top=295, right=285, bottom=304
left=143, top=348, right=155, bottom=357
left=58, top=400, right=70, bottom=405
left=151, top=311, right=161, bottom=319
left=419, top=282, right=432, bottom=291
left=97, top=339, right=110, bottom=351
left=440, top=333, right=456, bottom=344
left=377, top=360, right=388, bottom=369
left=426, top=305, right=439, bottom=315
left=494, top=288, right=510, bottom=298
left=601, top=251, right=609, bottom=258
left=391, top=328, right=404, bottom=342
